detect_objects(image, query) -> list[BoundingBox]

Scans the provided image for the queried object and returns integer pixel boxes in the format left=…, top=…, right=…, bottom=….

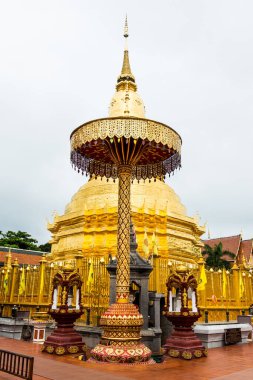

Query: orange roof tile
left=202, top=235, right=241, bottom=261
left=239, top=239, right=253, bottom=262
left=0, top=251, right=42, bottom=266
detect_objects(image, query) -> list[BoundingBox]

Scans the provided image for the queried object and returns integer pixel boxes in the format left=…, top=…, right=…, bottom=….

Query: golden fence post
left=47, top=263, right=54, bottom=304
left=242, top=270, right=247, bottom=310
left=4, top=250, right=12, bottom=303
left=0, top=270, right=3, bottom=303
left=153, top=254, right=160, bottom=292
left=10, top=258, right=19, bottom=303
left=197, top=257, right=206, bottom=310
left=38, top=254, right=47, bottom=304
left=226, top=270, right=231, bottom=309
left=231, top=262, right=240, bottom=307
left=218, top=269, right=223, bottom=306
left=75, top=253, right=84, bottom=312
left=5, top=251, right=12, bottom=269
left=249, top=272, right=253, bottom=305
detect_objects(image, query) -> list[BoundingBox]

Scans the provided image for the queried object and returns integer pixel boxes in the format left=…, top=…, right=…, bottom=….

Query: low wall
left=194, top=322, right=252, bottom=348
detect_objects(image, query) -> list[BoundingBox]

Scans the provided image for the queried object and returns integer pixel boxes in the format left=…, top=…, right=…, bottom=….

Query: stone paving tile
left=0, top=374, right=48, bottom=380
left=1, top=337, right=253, bottom=380
left=34, top=357, right=132, bottom=380
left=213, top=368, right=253, bottom=380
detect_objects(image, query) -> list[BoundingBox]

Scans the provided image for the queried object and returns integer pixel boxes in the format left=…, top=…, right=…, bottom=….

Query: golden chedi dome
left=48, top=176, right=204, bottom=265
left=48, top=19, right=204, bottom=266
left=65, top=178, right=186, bottom=216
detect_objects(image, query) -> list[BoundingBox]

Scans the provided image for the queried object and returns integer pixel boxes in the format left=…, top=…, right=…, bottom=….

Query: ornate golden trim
left=67, top=346, right=79, bottom=354
left=55, top=346, right=66, bottom=355
left=169, top=349, right=180, bottom=358
left=70, top=117, right=182, bottom=153
left=182, top=351, right=192, bottom=360
left=194, top=350, right=203, bottom=358
left=45, top=345, right=54, bottom=354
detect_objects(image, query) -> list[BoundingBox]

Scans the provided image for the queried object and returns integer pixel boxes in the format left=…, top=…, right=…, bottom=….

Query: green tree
left=0, top=230, right=39, bottom=250
left=38, top=242, right=51, bottom=252
left=202, top=242, right=236, bottom=270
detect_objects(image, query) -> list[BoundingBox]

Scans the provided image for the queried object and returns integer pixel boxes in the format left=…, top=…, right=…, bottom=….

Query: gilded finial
left=198, top=256, right=205, bottom=265
left=176, top=264, right=188, bottom=274
left=63, top=260, right=75, bottom=272
left=108, top=16, right=145, bottom=118
left=120, top=16, right=133, bottom=80
left=124, top=15, right=128, bottom=38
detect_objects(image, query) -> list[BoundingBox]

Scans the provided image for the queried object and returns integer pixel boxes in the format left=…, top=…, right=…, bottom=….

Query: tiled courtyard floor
left=1, top=337, right=253, bottom=380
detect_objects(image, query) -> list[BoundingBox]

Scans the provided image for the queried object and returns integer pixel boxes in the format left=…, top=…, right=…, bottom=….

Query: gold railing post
left=153, top=254, right=160, bottom=293
left=38, top=254, right=47, bottom=304
left=10, top=258, right=19, bottom=303
left=47, top=263, right=54, bottom=304
left=197, top=257, right=206, bottom=309
left=5, top=250, right=12, bottom=269
left=231, top=262, right=240, bottom=305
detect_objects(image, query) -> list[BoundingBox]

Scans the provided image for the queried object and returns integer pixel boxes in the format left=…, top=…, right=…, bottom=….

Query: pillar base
left=91, top=302, right=152, bottom=363
left=42, top=309, right=86, bottom=355
left=163, top=313, right=207, bottom=360
left=91, top=343, right=152, bottom=363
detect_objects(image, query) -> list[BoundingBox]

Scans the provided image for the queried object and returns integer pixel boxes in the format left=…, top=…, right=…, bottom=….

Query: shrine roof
left=202, top=235, right=242, bottom=260
left=0, top=246, right=44, bottom=266
left=239, top=239, right=253, bottom=262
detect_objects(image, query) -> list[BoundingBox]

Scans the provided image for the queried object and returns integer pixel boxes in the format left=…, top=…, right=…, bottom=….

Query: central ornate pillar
left=90, top=164, right=152, bottom=363
left=116, top=164, right=132, bottom=303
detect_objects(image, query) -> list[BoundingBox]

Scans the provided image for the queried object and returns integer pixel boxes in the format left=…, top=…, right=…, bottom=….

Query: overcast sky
left=0, top=0, right=252, bottom=244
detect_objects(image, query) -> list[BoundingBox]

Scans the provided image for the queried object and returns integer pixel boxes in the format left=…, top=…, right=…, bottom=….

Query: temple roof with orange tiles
left=0, top=246, right=44, bottom=267
left=202, top=234, right=253, bottom=265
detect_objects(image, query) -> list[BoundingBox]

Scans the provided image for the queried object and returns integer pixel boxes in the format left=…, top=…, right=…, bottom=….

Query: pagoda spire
left=117, top=15, right=136, bottom=89
left=109, top=16, right=145, bottom=118
left=124, top=14, right=128, bottom=38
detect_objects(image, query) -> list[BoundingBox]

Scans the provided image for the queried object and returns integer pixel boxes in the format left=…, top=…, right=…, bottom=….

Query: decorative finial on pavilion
left=119, top=16, right=134, bottom=83
left=124, top=15, right=129, bottom=38
left=108, top=16, right=145, bottom=118
left=242, top=252, right=247, bottom=268
left=123, top=15, right=129, bottom=51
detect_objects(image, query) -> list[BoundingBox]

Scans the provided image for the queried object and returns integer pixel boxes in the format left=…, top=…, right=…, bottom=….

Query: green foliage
left=202, top=242, right=236, bottom=270
left=0, top=230, right=51, bottom=252
left=38, top=242, right=51, bottom=252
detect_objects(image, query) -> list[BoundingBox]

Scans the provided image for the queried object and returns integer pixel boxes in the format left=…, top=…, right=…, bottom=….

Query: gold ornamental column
left=116, top=165, right=131, bottom=303
left=38, top=254, right=47, bottom=304
left=70, top=18, right=182, bottom=363
left=231, top=263, right=240, bottom=305
left=10, top=258, right=19, bottom=303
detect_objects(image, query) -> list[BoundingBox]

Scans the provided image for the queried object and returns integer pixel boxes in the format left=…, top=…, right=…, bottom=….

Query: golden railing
left=0, top=255, right=110, bottom=326
left=149, top=256, right=253, bottom=322
left=0, top=254, right=252, bottom=325
left=78, top=257, right=110, bottom=326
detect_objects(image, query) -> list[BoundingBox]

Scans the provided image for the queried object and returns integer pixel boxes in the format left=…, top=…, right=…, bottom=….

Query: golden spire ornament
left=108, top=16, right=144, bottom=118
left=124, top=15, right=128, bottom=38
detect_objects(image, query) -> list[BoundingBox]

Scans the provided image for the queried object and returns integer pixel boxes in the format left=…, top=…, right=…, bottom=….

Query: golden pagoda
left=48, top=19, right=205, bottom=268
left=48, top=179, right=204, bottom=265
